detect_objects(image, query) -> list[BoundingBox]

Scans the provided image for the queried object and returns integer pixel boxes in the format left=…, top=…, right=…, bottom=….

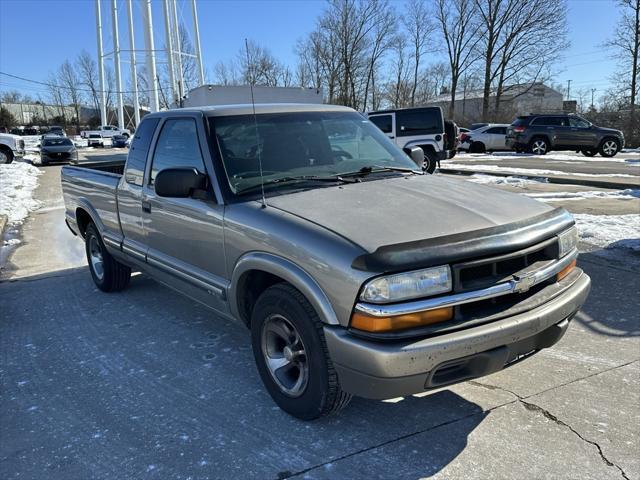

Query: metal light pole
left=126, top=0, right=140, bottom=126
left=171, top=0, right=185, bottom=103
left=111, top=0, right=125, bottom=129
left=162, top=0, right=177, bottom=106
left=191, top=0, right=205, bottom=86
left=95, top=0, right=107, bottom=126
left=142, top=0, right=159, bottom=112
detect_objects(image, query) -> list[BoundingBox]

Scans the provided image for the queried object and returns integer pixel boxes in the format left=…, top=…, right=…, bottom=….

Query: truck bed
left=68, top=159, right=125, bottom=176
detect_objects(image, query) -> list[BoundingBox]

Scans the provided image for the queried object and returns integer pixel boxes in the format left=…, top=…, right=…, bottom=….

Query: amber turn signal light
left=557, top=259, right=577, bottom=281
left=351, top=307, right=454, bottom=333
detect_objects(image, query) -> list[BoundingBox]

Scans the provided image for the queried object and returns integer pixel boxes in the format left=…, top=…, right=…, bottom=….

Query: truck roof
left=145, top=103, right=355, bottom=118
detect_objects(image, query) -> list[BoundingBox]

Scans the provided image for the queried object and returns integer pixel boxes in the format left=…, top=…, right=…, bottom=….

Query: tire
left=469, top=141, right=486, bottom=154
left=421, top=149, right=438, bottom=174
left=251, top=283, right=352, bottom=420
left=599, top=138, right=620, bottom=157
left=85, top=223, right=131, bottom=292
left=581, top=149, right=598, bottom=157
left=0, top=148, right=14, bottom=164
left=529, top=137, right=549, bottom=155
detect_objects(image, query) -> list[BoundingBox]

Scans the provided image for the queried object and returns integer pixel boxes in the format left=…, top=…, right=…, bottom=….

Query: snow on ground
left=573, top=214, right=640, bottom=251
left=444, top=163, right=640, bottom=178
left=0, top=162, right=43, bottom=224
left=465, top=174, right=547, bottom=187
left=524, top=189, right=640, bottom=202
left=462, top=151, right=639, bottom=164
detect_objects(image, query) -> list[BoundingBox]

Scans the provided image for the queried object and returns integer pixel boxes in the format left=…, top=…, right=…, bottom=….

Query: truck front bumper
left=325, top=271, right=590, bottom=399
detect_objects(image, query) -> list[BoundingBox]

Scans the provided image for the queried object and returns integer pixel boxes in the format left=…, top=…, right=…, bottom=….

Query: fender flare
left=402, top=139, right=439, bottom=152
left=73, top=197, right=107, bottom=237
left=229, top=251, right=339, bottom=325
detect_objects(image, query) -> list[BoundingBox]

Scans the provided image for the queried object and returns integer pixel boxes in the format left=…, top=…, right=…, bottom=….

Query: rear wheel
left=529, top=137, right=549, bottom=155
left=469, top=141, right=486, bottom=154
left=85, top=223, right=131, bottom=292
left=599, top=138, right=620, bottom=157
left=421, top=149, right=438, bottom=174
left=251, top=283, right=352, bottom=420
left=581, top=149, right=598, bottom=157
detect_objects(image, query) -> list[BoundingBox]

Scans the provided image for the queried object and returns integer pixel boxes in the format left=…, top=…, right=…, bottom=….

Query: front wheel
left=0, top=148, right=14, bottom=164
left=599, top=139, right=620, bottom=157
left=251, top=283, right=352, bottom=420
left=422, top=150, right=438, bottom=174
left=85, top=223, right=131, bottom=292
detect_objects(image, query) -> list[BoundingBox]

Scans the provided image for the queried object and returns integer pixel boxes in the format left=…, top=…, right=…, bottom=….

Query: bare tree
left=47, top=72, right=67, bottom=124
left=58, top=61, right=83, bottom=129
left=436, top=0, right=481, bottom=117
left=403, top=0, right=436, bottom=106
left=605, top=0, right=640, bottom=144
left=76, top=50, right=101, bottom=118
left=239, top=39, right=288, bottom=87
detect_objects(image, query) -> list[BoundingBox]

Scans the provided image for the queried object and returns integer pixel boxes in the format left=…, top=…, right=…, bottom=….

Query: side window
left=531, top=117, right=549, bottom=126
left=496, top=127, right=507, bottom=135
left=485, top=127, right=501, bottom=134
left=124, top=117, right=159, bottom=186
left=150, top=118, right=205, bottom=185
left=570, top=117, right=590, bottom=128
left=369, top=114, right=393, bottom=133
left=396, top=109, right=442, bottom=136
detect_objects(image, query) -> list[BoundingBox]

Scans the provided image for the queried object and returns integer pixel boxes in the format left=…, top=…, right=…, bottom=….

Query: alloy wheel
left=261, top=314, right=309, bottom=397
left=0, top=150, right=8, bottom=164
left=602, top=140, right=618, bottom=156
left=89, top=235, right=104, bottom=281
left=532, top=140, right=547, bottom=155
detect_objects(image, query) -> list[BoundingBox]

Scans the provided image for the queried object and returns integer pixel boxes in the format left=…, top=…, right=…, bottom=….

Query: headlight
left=360, top=265, right=452, bottom=303
left=558, top=226, right=578, bottom=257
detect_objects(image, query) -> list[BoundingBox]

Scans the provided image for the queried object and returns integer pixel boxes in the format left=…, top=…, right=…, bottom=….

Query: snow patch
left=466, top=174, right=547, bottom=187
left=3, top=238, right=21, bottom=246
left=0, top=162, right=43, bottom=224
left=445, top=163, right=640, bottom=178
left=574, top=214, right=640, bottom=251
left=525, top=189, right=640, bottom=202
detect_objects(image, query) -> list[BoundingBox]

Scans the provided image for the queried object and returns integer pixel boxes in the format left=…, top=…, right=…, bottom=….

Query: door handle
left=142, top=200, right=151, bottom=213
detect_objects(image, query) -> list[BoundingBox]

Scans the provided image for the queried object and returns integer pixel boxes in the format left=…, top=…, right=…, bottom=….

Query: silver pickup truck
left=62, top=104, right=591, bottom=420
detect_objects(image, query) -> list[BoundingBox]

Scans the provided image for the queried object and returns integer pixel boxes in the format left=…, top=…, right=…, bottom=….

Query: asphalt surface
left=1, top=154, right=639, bottom=479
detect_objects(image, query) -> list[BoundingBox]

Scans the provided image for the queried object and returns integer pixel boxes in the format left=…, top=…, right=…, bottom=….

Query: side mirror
left=403, top=146, right=425, bottom=167
left=155, top=168, right=208, bottom=198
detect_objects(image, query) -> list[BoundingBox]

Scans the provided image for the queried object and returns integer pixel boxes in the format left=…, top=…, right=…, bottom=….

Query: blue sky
left=0, top=0, right=619, bottom=103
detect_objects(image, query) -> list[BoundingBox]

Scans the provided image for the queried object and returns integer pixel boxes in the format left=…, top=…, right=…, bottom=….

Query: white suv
left=368, top=107, right=456, bottom=173
left=459, top=124, right=510, bottom=153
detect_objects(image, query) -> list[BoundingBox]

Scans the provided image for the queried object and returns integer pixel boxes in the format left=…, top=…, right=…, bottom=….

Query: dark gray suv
left=506, top=114, right=625, bottom=157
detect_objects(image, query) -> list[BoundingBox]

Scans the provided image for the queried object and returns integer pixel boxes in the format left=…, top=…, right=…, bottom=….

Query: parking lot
left=1, top=150, right=639, bottom=479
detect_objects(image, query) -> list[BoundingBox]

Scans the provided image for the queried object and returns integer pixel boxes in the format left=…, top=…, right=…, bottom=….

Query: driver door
left=141, top=115, right=229, bottom=313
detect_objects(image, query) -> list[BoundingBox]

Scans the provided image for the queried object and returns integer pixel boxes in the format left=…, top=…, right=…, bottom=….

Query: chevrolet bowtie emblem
left=512, top=273, right=536, bottom=293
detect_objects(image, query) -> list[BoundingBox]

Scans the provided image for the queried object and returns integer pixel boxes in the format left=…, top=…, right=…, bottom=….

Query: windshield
left=210, top=111, right=417, bottom=195
left=43, top=138, right=73, bottom=147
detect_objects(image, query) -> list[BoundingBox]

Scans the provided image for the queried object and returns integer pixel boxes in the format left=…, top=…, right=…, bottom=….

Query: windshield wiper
left=338, top=165, right=423, bottom=177
left=236, top=174, right=356, bottom=195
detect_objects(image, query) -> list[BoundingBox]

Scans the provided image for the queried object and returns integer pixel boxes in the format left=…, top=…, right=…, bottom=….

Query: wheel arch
left=229, top=252, right=340, bottom=328
left=73, top=199, right=105, bottom=239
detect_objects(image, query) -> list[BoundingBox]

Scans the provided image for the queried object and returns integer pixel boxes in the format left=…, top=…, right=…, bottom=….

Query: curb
left=0, top=214, right=7, bottom=241
left=438, top=168, right=639, bottom=190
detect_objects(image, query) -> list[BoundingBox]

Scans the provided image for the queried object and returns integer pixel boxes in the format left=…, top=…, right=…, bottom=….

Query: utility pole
left=142, top=0, right=159, bottom=112
left=95, top=0, right=107, bottom=126
left=111, top=0, right=125, bottom=129
left=162, top=0, right=177, bottom=107
left=591, top=88, right=596, bottom=109
left=171, top=0, right=185, bottom=104
left=126, top=0, right=140, bottom=127
left=191, top=0, right=205, bottom=86
left=566, top=79, right=572, bottom=101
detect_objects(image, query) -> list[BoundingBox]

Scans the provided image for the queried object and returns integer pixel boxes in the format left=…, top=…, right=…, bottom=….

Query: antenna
left=245, top=38, right=267, bottom=209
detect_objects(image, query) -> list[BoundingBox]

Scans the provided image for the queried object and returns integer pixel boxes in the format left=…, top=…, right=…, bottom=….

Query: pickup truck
left=0, top=132, right=25, bottom=164
left=80, top=125, right=131, bottom=139
left=62, top=104, right=591, bottom=420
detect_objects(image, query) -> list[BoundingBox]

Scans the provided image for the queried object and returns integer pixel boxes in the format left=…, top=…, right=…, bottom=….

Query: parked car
left=87, top=133, right=104, bottom=148
left=61, top=104, right=590, bottom=420
left=0, top=132, right=25, bottom=164
left=368, top=106, right=457, bottom=173
left=81, top=125, right=131, bottom=139
left=459, top=124, right=510, bottom=153
left=506, top=113, right=625, bottom=157
left=46, top=125, right=66, bottom=137
left=40, top=137, right=78, bottom=165
left=111, top=134, right=128, bottom=148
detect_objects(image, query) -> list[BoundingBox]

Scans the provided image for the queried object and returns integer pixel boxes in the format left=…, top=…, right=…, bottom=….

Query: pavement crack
left=520, top=399, right=630, bottom=480
left=280, top=397, right=518, bottom=479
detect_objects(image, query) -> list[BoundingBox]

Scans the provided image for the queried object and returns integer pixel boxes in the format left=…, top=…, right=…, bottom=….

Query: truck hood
left=266, top=174, right=556, bottom=254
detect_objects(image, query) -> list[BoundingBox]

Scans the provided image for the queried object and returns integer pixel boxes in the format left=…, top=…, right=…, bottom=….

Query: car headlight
left=360, top=265, right=452, bottom=303
left=558, top=226, right=578, bottom=257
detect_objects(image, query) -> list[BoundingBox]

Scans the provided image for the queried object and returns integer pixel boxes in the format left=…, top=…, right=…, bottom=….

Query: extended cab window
left=125, top=117, right=159, bottom=186
left=396, top=109, right=443, bottom=136
left=369, top=114, right=392, bottom=133
left=150, top=118, right=205, bottom=185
